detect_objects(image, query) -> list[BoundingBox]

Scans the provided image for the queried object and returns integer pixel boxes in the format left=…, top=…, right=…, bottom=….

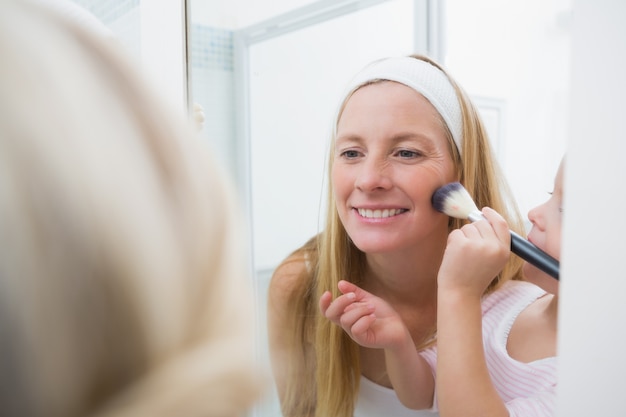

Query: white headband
left=339, top=56, right=463, bottom=154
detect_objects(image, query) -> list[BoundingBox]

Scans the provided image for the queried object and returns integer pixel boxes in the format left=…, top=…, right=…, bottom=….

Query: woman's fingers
left=320, top=290, right=358, bottom=321
left=339, top=302, right=375, bottom=330
left=319, top=290, right=333, bottom=315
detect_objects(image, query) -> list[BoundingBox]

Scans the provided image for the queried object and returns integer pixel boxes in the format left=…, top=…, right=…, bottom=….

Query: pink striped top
left=420, top=280, right=557, bottom=416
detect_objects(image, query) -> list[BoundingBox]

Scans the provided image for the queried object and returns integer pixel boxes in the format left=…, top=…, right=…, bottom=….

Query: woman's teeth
left=357, top=208, right=405, bottom=219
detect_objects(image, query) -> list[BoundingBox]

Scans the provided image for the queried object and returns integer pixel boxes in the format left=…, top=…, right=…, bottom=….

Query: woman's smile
left=356, top=207, right=409, bottom=219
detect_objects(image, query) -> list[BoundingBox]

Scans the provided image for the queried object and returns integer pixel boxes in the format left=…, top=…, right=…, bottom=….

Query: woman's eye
left=339, top=149, right=361, bottom=159
left=340, top=149, right=361, bottom=159
left=397, top=149, right=420, bottom=158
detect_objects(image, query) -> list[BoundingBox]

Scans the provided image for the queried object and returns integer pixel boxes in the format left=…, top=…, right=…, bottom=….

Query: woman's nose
left=354, top=159, right=392, bottom=191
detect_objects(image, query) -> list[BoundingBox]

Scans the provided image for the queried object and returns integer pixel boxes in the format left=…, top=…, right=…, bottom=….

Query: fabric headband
left=339, top=56, right=463, bottom=155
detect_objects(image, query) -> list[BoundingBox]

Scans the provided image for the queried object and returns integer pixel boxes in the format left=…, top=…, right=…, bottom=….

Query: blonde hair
left=279, top=54, right=525, bottom=417
left=0, top=2, right=262, bottom=417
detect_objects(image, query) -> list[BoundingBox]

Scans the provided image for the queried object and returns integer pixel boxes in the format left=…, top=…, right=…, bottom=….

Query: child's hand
left=437, top=207, right=511, bottom=298
left=319, top=280, right=409, bottom=350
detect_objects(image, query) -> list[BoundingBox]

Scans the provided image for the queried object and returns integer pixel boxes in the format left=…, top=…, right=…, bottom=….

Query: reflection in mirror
left=187, top=0, right=570, bottom=415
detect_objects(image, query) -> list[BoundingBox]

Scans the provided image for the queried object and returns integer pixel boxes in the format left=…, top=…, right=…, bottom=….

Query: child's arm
left=436, top=207, right=511, bottom=417
left=320, top=280, right=434, bottom=409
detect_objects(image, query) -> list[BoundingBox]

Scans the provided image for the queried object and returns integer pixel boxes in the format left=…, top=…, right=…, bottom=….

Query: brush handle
left=468, top=212, right=560, bottom=280
left=510, top=231, right=560, bottom=280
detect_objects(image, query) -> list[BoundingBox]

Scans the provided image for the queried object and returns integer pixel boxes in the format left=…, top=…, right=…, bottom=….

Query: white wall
left=445, top=0, right=570, bottom=221
left=556, top=0, right=626, bottom=415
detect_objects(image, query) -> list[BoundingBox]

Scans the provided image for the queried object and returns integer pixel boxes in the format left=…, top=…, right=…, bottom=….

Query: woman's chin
left=350, top=236, right=397, bottom=254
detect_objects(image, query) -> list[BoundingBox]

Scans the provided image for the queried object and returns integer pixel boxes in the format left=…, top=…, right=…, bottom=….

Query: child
left=524, top=158, right=564, bottom=296
left=321, top=159, right=564, bottom=416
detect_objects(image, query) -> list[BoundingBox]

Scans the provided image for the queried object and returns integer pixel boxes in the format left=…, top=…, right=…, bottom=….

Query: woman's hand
left=319, top=280, right=409, bottom=350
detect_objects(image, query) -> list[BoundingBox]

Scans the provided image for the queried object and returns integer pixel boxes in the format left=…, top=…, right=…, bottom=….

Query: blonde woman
left=268, top=54, right=528, bottom=417
left=0, top=1, right=262, bottom=417
left=321, top=160, right=564, bottom=416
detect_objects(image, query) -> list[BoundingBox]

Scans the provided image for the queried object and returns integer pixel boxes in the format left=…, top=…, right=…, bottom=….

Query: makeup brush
left=432, top=182, right=559, bottom=280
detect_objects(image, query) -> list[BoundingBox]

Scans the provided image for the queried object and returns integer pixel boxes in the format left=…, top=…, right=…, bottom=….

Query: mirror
left=186, top=0, right=570, bottom=415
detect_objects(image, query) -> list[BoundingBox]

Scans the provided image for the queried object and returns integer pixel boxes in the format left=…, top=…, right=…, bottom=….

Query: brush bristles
left=431, top=182, right=480, bottom=219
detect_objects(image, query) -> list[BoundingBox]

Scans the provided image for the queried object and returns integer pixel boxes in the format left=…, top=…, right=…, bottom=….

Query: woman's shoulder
left=269, top=236, right=318, bottom=302
left=269, top=234, right=319, bottom=307
left=269, top=253, right=308, bottom=301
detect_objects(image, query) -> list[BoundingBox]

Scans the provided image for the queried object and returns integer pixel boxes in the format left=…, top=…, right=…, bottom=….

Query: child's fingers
left=459, top=221, right=483, bottom=239
left=481, top=207, right=511, bottom=247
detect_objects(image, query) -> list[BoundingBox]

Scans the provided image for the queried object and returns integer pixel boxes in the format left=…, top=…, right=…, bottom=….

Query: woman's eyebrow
left=335, top=134, right=364, bottom=146
left=337, top=132, right=432, bottom=144
left=389, top=132, right=432, bottom=143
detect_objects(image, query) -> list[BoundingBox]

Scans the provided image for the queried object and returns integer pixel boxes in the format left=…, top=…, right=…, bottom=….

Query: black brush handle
left=468, top=212, right=560, bottom=280
left=510, top=231, right=560, bottom=280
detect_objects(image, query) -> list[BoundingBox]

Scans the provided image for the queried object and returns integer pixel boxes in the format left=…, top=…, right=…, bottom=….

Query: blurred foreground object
left=0, top=1, right=263, bottom=417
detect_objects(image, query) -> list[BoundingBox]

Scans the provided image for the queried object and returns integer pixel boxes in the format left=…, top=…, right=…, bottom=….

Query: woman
left=268, top=54, right=526, bottom=417
left=0, top=1, right=262, bottom=416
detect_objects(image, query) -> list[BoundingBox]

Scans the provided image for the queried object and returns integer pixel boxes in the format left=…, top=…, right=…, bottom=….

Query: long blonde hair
left=278, top=54, right=525, bottom=417
left=0, top=2, right=262, bottom=416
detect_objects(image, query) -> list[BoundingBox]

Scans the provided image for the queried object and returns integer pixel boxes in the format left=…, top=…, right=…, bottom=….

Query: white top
left=355, top=375, right=438, bottom=417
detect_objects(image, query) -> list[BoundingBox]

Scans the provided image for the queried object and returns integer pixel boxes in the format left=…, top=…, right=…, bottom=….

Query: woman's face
left=332, top=81, right=456, bottom=255
left=524, top=159, right=564, bottom=293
